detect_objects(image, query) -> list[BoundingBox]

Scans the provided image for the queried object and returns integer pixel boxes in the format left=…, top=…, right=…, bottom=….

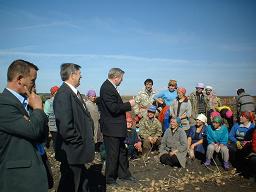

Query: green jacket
left=138, top=116, right=162, bottom=138
left=0, top=89, right=48, bottom=192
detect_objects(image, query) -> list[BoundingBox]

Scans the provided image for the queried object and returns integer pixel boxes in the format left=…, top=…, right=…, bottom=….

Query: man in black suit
left=0, top=60, right=48, bottom=192
left=53, top=63, right=94, bottom=192
left=100, top=68, right=135, bottom=185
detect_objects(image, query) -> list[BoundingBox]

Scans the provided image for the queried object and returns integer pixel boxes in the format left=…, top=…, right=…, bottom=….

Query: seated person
left=204, top=116, right=230, bottom=170
left=124, top=112, right=142, bottom=159
left=228, top=111, right=255, bottom=170
left=249, top=127, right=256, bottom=180
left=138, top=105, right=162, bottom=153
left=159, top=118, right=188, bottom=167
left=187, top=114, right=207, bottom=161
left=216, top=106, right=234, bottom=129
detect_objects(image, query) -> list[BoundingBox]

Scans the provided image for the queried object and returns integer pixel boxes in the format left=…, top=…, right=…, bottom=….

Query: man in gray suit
left=54, top=63, right=94, bottom=192
left=0, top=60, right=48, bottom=192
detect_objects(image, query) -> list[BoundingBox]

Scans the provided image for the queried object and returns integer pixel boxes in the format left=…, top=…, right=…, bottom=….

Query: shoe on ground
left=119, top=176, right=137, bottom=182
left=204, top=159, right=211, bottom=166
left=106, top=180, right=119, bottom=186
left=223, top=161, right=230, bottom=171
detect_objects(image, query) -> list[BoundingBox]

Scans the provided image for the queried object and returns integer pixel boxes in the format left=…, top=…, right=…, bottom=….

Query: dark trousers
left=160, top=153, right=181, bottom=167
left=57, top=162, right=89, bottom=192
left=103, top=135, right=131, bottom=184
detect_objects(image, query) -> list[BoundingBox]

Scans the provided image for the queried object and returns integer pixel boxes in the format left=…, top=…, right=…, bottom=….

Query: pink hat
left=196, top=83, right=205, bottom=89
left=225, top=110, right=233, bottom=118
left=211, top=111, right=220, bottom=118
left=87, top=90, right=96, bottom=97
left=177, top=87, right=186, bottom=95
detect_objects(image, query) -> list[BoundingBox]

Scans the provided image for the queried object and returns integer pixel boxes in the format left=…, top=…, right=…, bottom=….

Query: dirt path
left=47, top=149, right=256, bottom=192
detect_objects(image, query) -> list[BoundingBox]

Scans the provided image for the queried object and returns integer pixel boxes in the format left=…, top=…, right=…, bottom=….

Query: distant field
left=41, top=93, right=255, bottom=112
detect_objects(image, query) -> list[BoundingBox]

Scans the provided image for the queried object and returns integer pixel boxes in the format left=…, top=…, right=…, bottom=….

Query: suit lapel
left=108, top=80, right=123, bottom=102
left=2, top=89, right=29, bottom=117
left=62, top=83, right=91, bottom=117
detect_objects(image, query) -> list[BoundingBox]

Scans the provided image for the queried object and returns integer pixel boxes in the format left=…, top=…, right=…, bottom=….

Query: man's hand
left=152, top=137, right=158, bottom=144
left=190, top=144, right=195, bottom=150
left=236, top=141, right=243, bottom=150
left=134, top=141, right=142, bottom=152
left=24, top=86, right=43, bottom=110
left=129, top=98, right=135, bottom=107
left=148, top=136, right=153, bottom=144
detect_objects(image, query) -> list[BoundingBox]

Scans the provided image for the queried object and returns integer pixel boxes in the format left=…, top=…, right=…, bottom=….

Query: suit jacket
left=53, top=83, right=94, bottom=164
left=0, top=89, right=48, bottom=192
left=100, top=79, right=131, bottom=137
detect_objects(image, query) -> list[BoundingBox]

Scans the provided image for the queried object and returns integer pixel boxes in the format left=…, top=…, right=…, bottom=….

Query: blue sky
left=0, top=0, right=255, bottom=96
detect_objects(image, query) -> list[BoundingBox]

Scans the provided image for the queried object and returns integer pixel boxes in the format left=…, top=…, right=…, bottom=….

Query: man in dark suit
left=0, top=60, right=48, bottom=192
left=100, top=68, right=135, bottom=185
left=53, top=63, right=94, bottom=192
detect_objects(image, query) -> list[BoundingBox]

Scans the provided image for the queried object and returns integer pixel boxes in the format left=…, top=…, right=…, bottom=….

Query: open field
left=44, top=95, right=256, bottom=192
left=47, top=147, right=256, bottom=192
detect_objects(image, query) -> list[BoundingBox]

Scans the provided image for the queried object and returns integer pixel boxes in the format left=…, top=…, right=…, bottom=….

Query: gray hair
left=108, top=68, right=125, bottom=79
left=60, top=63, right=81, bottom=81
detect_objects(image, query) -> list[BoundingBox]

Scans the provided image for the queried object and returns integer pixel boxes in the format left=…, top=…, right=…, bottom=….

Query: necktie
left=22, top=98, right=29, bottom=114
left=77, top=91, right=87, bottom=110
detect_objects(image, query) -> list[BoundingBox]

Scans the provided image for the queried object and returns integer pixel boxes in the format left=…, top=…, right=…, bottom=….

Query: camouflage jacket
left=189, top=91, right=210, bottom=120
left=133, top=88, right=156, bottom=117
left=205, top=92, right=222, bottom=110
left=138, top=116, right=162, bottom=139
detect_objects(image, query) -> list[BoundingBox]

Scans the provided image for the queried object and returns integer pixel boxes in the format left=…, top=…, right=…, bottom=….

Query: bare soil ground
left=47, top=148, right=256, bottom=192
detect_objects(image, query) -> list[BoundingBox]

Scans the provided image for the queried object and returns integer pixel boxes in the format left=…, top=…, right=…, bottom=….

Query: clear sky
left=0, top=0, right=255, bottom=96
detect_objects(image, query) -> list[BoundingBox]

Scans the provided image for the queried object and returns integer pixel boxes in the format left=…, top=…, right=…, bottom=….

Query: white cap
left=205, top=85, right=213, bottom=90
left=196, top=113, right=207, bottom=124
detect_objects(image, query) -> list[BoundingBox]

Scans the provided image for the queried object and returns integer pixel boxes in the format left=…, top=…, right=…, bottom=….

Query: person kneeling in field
left=124, top=112, right=142, bottom=159
left=159, top=118, right=188, bottom=168
left=204, top=116, right=230, bottom=170
left=138, top=105, right=162, bottom=154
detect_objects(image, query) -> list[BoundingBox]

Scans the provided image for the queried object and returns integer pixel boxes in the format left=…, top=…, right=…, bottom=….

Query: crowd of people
left=0, top=59, right=256, bottom=192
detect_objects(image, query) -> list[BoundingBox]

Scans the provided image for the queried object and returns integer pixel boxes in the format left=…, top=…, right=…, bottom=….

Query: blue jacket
left=229, top=122, right=255, bottom=144
left=154, top=90, right=177, bottom=106
left=206, top=124, right=228, bottom=145
left=188, top=125, right=207, bottom=153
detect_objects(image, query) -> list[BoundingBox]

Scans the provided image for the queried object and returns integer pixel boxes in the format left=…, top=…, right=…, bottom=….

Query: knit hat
left=210, top=111, right=220, bottom=118
left=196, top=83, right=205, bottom=89
left=176, top=117, right=182, bottom=125
left=205, top=85, right=213, bottom=90
left=225, top=110, right=233, bottom=118
left=241, top=111, right=255, bottom=122
left=196, top=113, right=207, bottom=124
left=87, top=90, right=96, bottom=97
left=148, top=105, right=157, bottom=113
left=168, top=80, right=177, bottom=87
left=170, top=118, right=182, bottom=128
left=50, top=86, right=59, bottom=95
left=212, top=116, right=223, bottom=124
left=177, top=87, right=186, bottom=95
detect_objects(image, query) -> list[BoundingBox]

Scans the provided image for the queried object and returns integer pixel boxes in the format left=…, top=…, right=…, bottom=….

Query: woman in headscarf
left=204, top=116, right=230, bottom=170
left=228, top=111, right=255, bottom=171
left=159, top=118, right=188, bottom=168
left=187, top=114, right=208, bottom=161
left=171, top=87, right=192, bottom=134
